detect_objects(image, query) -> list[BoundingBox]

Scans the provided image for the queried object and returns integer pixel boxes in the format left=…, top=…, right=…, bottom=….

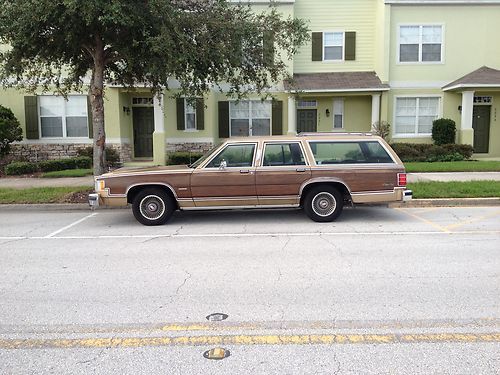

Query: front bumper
left=403, top=189, right=413, bottom=202
left=88, top=193, right=99, bottom=208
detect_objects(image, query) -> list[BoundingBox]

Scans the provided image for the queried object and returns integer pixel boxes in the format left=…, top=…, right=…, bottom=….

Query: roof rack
left=297, top=132, right=374, bottom=137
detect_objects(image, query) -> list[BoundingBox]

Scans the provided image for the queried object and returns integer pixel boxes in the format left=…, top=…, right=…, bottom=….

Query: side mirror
left=219, top=159, right=227, bottom=170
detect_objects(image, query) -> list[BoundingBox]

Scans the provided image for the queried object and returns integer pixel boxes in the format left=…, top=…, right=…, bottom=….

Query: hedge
left=167, top=152, right=203, bottom=165
left=432, top=118, right=456, bottom=145
left=390, top=143, right=474, bottom=162
left=76, top=146, right=120, bottom=167
left=4, top=156, right=92, bottom=175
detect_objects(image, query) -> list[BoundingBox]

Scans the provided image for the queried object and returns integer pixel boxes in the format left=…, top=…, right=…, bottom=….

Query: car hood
left=100, top=165, right=192, bottom=177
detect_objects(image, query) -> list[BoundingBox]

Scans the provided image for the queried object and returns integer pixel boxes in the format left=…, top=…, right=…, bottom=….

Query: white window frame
left=323, top=31, right=345, bottom=62
left=392, top=95, right=442, bottom=138
left=38, top=95, right=89, bottom=139
left=229, top=100, right=272, bottom=137
left=184, top=99, right=197, bottom=132
left=397, top=24, right=445, bottom=64
left=332, top=98, right=344, bottom=130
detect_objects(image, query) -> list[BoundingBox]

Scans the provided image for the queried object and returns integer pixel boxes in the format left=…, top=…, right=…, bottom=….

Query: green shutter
left=345, top=32, right=356, bottom=61
left=263, top=31, right=275, bottom=66
left=312, top=32, right=323, bottom=61
left=218, top=101, right=230, bottom=138
left=176, top=98, right=185, bottom=130
left=272, top=100, right=283, bottom=136
left=87, top=96, right=93, bottom=138
left=196, top=98, right=205, bottom=130
left=24, top=96, right=39, bottom=139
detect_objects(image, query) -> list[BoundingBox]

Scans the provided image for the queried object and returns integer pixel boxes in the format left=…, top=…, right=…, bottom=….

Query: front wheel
left=304, top=186, right=343, bottom=222
left=132, top=188, right=176, bottom=226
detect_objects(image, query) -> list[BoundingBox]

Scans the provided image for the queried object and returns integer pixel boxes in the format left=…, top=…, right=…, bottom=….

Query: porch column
left=153, top=93, right=166, bottom=165
left=287, top=96, right=297, bottom=134
left=460, top=90, right=474, bottom=146
left=371, top=93, right=381, bottom=131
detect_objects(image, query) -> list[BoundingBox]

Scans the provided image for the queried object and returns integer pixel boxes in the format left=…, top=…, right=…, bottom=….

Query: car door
left=190, top=142, right=258, bottom=207
left=256, top=141, right=311, bottom=206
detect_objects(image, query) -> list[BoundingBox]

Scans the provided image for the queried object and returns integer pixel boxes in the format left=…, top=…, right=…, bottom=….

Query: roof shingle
left=442, top=66, right=500, bottom=90
left=285, top=72, right=389, bottom=92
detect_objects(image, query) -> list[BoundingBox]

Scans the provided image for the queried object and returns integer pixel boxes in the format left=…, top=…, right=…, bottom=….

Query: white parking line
left=0, top=229, right=499, bottom=241
left=43, top=213, right=98, bottom=238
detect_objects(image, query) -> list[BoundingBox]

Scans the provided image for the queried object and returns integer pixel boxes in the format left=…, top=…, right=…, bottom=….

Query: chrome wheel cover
left=311, top=192, right=336, bottom=217
left=139, top=195, right=166, bottom=221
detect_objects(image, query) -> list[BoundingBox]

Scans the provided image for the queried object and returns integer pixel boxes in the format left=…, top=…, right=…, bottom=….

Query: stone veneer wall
left=166, top=142, right=214, bottom=154
left=10, top=143, right=132, bottom=164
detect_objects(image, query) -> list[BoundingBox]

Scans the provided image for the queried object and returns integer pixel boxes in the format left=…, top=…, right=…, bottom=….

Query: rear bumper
left=403, top=189, right=413, bottom=202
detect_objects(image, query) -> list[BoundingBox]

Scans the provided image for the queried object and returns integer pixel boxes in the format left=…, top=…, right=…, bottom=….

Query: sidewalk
left=1, top=172, right=500, bottom=189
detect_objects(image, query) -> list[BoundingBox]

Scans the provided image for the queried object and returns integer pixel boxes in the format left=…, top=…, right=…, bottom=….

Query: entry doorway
left=472, top=106, right=491, bottom=153
left=297, top=109, right=317, bottom=133
left=133, top=107, right=154, bottom=158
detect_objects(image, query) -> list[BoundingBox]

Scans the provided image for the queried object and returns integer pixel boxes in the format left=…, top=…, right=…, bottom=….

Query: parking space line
left=43, top=213, right=98, bottom=238
left=393, top=208, right=450, bottom=233
left=444, top=209, right=500, bottom=231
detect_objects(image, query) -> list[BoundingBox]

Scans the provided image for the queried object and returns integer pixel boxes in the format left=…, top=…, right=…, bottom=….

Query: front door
left=297, top=109, right=317, bottom=133
left=133, top=107, right=154, bottom=158
left=472, top=106, right=491, bottom=153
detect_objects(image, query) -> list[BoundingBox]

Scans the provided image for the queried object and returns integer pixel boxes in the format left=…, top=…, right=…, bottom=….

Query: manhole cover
left=203, top=347, right=230, bottom=360
left=206, top=313, right=228, bottom=322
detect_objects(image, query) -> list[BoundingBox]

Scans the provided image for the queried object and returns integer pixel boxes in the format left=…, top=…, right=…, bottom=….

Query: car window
left=263, top=143, right=306, bottom=166
left=309, top=141, right=394, bottom=164
left=206, top=144, right=256, bottom=168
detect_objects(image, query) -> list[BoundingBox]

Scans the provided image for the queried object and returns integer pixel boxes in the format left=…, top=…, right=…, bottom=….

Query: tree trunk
left=90, top=40, right=106, bottom=176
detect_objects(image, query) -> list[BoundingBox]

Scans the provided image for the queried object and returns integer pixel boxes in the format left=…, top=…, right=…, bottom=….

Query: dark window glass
left=400, top=44, right=419, bottom=62
left=206, top=144, right=255, bottom=168
left=263, top=143, right=306, bottom=166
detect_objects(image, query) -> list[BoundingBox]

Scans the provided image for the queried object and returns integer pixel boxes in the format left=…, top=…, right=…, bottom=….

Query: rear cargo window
left=309, top=141, right=394, bottom=165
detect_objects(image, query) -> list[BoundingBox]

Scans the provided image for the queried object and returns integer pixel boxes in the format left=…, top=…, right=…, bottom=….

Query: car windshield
left=188, top=142, right=223, bottom=168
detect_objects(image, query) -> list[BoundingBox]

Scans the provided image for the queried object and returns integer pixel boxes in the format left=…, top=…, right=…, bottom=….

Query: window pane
left=422, top=26, right=442, bottom=43
left=41, top=117, right=63, bottom=137
left=396, top=98, right=417, bottom=116
left=186, top=113, right=196, bottom=130
left=66, top=96, right=87, bottom=117
left=39, top=96, right=63, bottom=116
left=310, top=142, right=366, bottom=165
left=364, top=142, right=394, bottom=163
left=206, top=144, right=255, bottom=168
left=251, top=100, right=271, bottom=118
left=400, top=26, right=419, bottom=44
left=66, top=117, right=88, bottom=137
left=400, top=44, right=419, bottom=62
left=324, top=32, right=342, bottom=45
left=185, top=102, right=196, bottom=114
left=324, top=46, right=342, bottom=60
left=251, top=119, right=270, bottom=136
left=334, top=115, right=343, bottom=129
left=230, top=101, right=249, bottom=118
left=417, top=117, right=434, bottom=134
left=231, top=119, right=250, bottom=137
left=263, top=143, right=305, bottom=166
left=422, top=44, right=441, bottom=61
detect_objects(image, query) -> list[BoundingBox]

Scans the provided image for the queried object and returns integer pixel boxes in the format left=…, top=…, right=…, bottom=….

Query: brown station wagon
left=89, top=133, right=412, bottom=225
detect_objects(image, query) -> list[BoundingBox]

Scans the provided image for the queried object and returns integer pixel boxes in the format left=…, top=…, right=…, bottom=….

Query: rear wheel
left=132, top=188, right=175, bottom=226
left=304, top=185, right=343, bottom=222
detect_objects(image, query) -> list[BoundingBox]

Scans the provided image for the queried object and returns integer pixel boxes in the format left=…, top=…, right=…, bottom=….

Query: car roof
left=224, top=133, right=383, bottom=142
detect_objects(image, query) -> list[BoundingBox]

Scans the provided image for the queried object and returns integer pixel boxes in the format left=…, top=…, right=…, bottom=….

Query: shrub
left=390, top=143, right=474, bottom=162
left=76, top=146, right=121, bottom=167
left=432, top=118, right=456, bottom=145
left=38, top=159, right=76, bottom=172
left=4, top=161, right=37, bottom=175
left=73, top=156, right=92, bottom=169
left=0, top=105, right=23, bottom=156
left=167, top=152, right=203, bottom=165
left=372, top=121, right=391, bottom=141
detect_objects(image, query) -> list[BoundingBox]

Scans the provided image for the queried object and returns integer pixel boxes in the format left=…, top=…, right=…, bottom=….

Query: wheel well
left=127, top=185, right=178, bottom=208
left=300, top=182, right=351, bottom=207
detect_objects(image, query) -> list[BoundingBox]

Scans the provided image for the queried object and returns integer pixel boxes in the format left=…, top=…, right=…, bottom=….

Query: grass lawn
left=408, top=181, right=500, bottom=199
left=0, top=186, right=91, bottom=204
left=40, top=169, right=93, bottom=178
left=405, top=160, right=500, bottom=173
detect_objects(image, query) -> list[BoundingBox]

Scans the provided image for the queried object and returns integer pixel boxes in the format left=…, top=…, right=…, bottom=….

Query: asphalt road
left=0, top=205, right=499, bottom=374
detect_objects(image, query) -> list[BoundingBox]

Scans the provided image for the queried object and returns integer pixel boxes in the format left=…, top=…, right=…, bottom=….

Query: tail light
left=397, top=173, right=407, bottom=187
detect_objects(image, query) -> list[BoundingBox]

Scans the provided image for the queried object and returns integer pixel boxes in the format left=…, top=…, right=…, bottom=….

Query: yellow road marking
left=394, top=208, right=450, bottom=232
left=444, top=209, right=500, bottom=230
left=1, top=333, right=499, bottom=350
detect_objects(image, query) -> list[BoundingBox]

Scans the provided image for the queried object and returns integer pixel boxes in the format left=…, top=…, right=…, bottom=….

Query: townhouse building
left=1, top=0, right=499, bottom=165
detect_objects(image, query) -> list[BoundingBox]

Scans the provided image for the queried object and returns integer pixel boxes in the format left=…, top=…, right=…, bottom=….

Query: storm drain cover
left=206, top=313, right=228, bottom=322
left=203, top=347, right=230, bottom=360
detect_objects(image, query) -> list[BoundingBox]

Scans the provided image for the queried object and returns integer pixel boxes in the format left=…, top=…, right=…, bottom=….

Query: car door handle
left=240, top=169, right=250, bottom=174
left=296, top=168, right=307, bottom=172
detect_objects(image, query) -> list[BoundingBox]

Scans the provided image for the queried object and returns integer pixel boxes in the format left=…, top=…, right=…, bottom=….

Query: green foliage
left=4, top=161, right=37, bottom=175
left=38, top=159, right=77, bottom=172
left=41, top=168, right=92, bottom=178
left=372, top=121, right=391, bottom=141
left=404, top=161, right=500, bottom=173
left=167, top=152, right=203, bottom=166
left=0, top=186, right=91, bottom=204
left=408, top=181, right=500, bottom=199
left=391, top=143, right=474, bottom=162
left=76, top=146, right=120, bottom=167
left=0, top=105, right=23, bottom=156
left=432, top=118, right=456, bottom=145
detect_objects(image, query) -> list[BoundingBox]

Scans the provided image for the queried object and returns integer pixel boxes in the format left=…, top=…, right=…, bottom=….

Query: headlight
left=95, top=179, right=105, bottom=192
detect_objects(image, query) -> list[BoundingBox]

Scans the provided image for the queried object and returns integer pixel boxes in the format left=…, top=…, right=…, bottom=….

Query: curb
left=0, top=203, right=129, bottom=211
left=389, top=198, right=500, bottom=208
